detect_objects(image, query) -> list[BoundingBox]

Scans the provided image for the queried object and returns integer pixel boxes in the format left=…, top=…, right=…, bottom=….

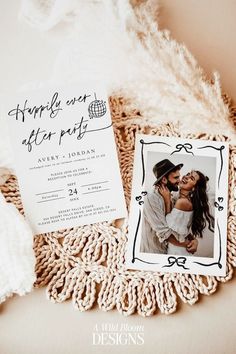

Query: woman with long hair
left=159, top=170, right=215, bottom=255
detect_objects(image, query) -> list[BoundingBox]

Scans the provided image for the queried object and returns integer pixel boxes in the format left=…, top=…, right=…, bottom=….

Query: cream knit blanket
left=0, top=180, right=35, bottom=304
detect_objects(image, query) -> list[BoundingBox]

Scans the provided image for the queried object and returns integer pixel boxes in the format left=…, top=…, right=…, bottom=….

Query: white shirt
left=140, top=189, right=181, bottom=254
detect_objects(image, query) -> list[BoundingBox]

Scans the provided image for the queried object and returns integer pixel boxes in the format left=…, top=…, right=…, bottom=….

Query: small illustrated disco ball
left=88, top=99, right=107, bottom=118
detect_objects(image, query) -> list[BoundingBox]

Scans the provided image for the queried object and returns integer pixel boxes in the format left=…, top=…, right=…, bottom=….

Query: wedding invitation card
left=6, top=84, right=127, bottom=234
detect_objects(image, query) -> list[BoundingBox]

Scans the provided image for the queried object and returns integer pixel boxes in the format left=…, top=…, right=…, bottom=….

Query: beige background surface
left=1, top=1, right=236, bottom=353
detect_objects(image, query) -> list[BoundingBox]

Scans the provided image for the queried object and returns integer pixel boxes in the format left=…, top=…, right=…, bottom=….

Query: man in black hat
left=140, top=159, right=198, bottom=254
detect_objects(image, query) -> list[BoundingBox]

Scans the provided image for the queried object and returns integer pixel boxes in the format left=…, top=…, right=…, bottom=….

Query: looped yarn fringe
left=1, top=95, right=236, bottom=316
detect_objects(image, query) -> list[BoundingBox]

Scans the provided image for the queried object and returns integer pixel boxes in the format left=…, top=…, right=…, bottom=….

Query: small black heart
left=139, top=201, right=144, bottom=205
left=141, top=191, right=147, bottom=196
left=219, top=206, right=224, bottom=211
left=136, top=196, right=141, bottom=201
left=218, top=197, right=223, bottom=203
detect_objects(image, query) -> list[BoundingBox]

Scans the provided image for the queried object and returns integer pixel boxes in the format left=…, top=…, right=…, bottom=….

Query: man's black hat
left=153, top=159, right=183, bottom=186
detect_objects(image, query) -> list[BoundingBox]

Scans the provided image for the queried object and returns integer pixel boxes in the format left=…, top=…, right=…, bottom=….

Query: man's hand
left=186, top=239, right=198, bottom=254
left=168, top=235, right=190, bottom=248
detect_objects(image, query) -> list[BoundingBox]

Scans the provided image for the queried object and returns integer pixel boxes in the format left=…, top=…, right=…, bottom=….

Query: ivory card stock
left=6, top=85, right=126, bottom=234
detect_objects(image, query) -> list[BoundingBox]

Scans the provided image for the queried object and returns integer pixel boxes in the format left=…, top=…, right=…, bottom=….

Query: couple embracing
left=140, top=159, right=214, bottom=256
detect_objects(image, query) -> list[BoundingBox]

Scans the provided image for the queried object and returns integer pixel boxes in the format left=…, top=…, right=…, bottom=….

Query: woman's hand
left=157, top=184, right=171, bottom=203
left=156, top=184, right=172, bottom=214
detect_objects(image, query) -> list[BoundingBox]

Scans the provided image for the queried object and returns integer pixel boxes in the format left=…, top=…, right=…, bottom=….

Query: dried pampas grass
left=19, top=0, right=235, bottom=140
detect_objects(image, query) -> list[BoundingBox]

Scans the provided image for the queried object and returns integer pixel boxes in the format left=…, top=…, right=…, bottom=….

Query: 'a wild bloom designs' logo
left=92, top=323, right=144, bottom=346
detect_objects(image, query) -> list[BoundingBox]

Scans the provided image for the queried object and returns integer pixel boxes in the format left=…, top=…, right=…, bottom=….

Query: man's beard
left=166, top=180, right=179, bottom=192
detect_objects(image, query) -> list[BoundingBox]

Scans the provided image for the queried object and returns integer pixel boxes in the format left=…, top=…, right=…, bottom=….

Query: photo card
left=125, top=134, right=229, bottom=276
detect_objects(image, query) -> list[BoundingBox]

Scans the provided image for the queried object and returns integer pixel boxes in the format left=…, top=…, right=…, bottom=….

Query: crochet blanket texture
left=1, top=96, right=236, bottom=315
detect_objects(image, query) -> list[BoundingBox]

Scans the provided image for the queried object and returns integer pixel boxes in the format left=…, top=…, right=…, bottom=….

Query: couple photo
left=140, top=158, right=215, bottom=257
